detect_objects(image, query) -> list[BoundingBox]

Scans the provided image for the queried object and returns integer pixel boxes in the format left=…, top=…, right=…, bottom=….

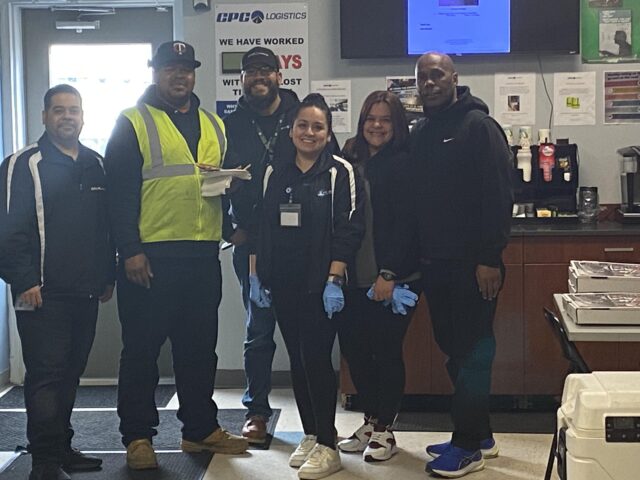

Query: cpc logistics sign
left=214, top=3, right=309, bottom=116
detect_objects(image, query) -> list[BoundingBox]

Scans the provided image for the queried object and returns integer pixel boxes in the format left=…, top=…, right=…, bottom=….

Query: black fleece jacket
left=223, top=89, right=300, bottom=233
left=345, top=144, right=420, bottom=283
left=104, top=85, right=229, bottom=259
left=385, top=86, right=513, bottom=270
left=255, top=148, right=365, bottom=293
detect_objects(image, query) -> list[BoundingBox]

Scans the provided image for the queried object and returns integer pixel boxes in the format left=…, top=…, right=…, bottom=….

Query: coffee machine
left=618, top=145, right=640, bottom=221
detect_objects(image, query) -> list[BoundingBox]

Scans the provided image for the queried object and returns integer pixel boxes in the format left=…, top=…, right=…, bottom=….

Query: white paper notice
left=553, top=72, right=596, bottom=126
left=494, top=73, right=536, bottom=125
left=311, top=80, right=351, bottom=133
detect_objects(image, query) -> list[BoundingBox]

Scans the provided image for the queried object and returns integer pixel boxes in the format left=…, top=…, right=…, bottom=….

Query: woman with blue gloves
left=249, top=93, right=364, bottom=480
left=336, top=91, right=421, bottom=462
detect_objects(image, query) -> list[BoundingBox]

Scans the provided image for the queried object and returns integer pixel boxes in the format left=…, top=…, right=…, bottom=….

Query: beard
left=244, top=81, right=279, bottom=111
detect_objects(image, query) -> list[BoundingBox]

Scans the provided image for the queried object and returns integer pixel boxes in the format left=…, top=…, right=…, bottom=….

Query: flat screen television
left=340, top=0, right=580, bottom=58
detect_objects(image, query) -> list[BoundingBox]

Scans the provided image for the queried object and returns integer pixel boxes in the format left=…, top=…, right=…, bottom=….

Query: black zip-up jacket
left=1, top=133, right=115, bottom=298
left=223, top=89, right=300, bottom=234
left=385, top=86, right=513, bottom=271
left=104, top=85, right=230, bottom=259
left=254, top=148, right=365, bottom=293
left=345, top=144, right=420, bottom=283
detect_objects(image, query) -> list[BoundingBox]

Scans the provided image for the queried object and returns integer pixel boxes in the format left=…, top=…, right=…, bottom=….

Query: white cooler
left=557, top=372, right=640, bottom=480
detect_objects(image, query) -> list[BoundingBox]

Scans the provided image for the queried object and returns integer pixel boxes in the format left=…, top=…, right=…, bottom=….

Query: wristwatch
left=327, top=274, right=345, bottom=287
left=379, top=270, right=397, bottom=282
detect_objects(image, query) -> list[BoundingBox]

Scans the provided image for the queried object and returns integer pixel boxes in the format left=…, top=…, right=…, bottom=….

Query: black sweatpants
left=337, top=285, right=417, bottom=426
left=116, top=255, right=222, bottom=446
left=270, top=281, right=338, bottom=448
left=16, top=297, right=98, bottom=466
left=421, top=260, right=500, bottom=451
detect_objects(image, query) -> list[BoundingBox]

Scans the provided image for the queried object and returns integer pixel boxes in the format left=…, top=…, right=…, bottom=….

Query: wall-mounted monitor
left=340, top=0, right=580, bottom=58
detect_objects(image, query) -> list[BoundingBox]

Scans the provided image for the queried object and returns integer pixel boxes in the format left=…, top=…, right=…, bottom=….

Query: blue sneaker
left=426, top=446, right=484, bottom=478
left=426, top=438, right=498, bottom=459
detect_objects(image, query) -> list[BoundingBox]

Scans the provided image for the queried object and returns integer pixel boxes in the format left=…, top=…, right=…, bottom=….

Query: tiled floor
left=205, top=388, right=558, bottom=480
left=0, top=387, right=559, bottom=479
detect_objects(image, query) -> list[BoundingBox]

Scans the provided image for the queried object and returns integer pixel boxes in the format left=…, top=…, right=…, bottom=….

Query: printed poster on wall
left=494, top=73, right=536, bottom=126
left=214, top=3, right=309, bottom=117
left=604, top=70, right=640, bottom=123
left=310, top=80, right=351, bottom=133
left=386, top=76, right=423, bottom=127
left=553, top=72, right=597, bottom=126
left=581, top=0, right=640, bottom=63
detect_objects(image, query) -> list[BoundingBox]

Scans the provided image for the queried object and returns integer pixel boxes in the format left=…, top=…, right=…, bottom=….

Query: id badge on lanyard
left=280, top=186, right=302, bottom=227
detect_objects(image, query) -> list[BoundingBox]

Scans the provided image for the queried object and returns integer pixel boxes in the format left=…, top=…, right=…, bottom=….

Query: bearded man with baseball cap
left=104, top=40, right=247, bottom=470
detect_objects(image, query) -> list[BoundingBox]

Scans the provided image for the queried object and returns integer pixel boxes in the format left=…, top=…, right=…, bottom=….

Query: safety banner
left=214, top=2, right=309, bottom=117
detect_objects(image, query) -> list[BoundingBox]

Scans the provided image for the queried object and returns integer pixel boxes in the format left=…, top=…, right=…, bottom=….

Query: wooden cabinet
left=340, top=231, right=640, bottom=400
left=523, top=235, right=640, bottom=394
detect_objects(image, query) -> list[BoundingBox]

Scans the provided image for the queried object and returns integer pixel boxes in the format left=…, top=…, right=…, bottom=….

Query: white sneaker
left=289, top=435, right=317, bottom=468
left=337, top=420, right=374, bottom=453
left=298, top=444, right=342, bottom=479
left=363, top=428, right=398, bottom=462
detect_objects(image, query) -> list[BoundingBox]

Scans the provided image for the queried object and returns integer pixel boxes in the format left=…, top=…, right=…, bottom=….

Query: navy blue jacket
left=1, top=133, right=115, bottom=297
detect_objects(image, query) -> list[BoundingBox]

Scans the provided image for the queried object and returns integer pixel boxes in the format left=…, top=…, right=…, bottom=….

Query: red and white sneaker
left=337, top=418, right=374, bottom=453
left=363, top=427, right=398, bottom=462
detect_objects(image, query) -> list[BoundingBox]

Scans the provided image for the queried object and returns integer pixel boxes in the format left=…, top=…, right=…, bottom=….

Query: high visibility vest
left=123, top=103, right=226, bottom=243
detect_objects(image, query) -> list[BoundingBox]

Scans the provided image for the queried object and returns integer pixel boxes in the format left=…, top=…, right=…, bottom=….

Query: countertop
left=511, top=221, right=640, bottom=237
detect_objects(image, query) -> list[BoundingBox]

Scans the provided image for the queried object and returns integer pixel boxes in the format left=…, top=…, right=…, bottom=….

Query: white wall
left=182, top=0, right=640, bottom=206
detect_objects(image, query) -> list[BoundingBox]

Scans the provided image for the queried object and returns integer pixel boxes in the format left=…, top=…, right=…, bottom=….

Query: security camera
left=193, top=0, right=209, bottom=11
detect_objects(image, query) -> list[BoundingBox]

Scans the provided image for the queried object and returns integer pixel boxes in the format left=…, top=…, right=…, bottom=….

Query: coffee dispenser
left=618, top=145, right=640, bottom=219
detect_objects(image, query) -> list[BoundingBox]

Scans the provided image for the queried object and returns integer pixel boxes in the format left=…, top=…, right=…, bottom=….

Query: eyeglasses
left=243, top=66, right=276, bottom=77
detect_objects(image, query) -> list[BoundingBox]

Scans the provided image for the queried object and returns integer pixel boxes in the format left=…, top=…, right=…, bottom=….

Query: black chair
left=542, top=307, right=591, bottom=480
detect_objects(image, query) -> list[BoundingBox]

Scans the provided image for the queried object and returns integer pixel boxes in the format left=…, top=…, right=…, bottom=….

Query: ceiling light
left=55, top=20, right=100, bottom=32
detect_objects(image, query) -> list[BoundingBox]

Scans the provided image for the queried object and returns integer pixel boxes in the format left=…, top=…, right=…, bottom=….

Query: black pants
left=116, top=256, right=222, bottom=446
left=16, top=297, right=98, bottom=466
left=337, top=285, right=416, bottom=426
left=421, top=260, right=500, bottom=451
left=271, top=282, right=338, bottom=448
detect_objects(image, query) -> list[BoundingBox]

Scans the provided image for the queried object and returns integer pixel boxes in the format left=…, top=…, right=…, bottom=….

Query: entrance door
left=10, top=6, right=174, bottom=382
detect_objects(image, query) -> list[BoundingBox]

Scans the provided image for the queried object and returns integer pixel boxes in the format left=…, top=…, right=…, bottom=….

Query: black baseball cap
left=149, top=41, right=201, bottom=69
left=241, top=47, right=279, bottom=71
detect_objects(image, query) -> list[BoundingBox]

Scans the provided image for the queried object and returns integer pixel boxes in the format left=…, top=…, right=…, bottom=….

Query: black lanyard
left=252, top=114, right=286, bottom=163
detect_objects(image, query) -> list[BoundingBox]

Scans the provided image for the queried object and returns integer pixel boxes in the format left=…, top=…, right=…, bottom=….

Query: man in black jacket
left=1, top=84, right=114, bottom=480
left=379, top=52, right=513, bottom=478
left=223, top=47, right=299, bottom=443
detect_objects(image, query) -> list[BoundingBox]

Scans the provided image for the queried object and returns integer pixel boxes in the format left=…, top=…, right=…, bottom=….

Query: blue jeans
left=233, top=244, right=276, bottom=420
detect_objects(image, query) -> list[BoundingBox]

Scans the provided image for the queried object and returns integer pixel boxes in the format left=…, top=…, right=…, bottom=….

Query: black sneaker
left=29, top=464, right=70, bottom=480
left=61, top=448, right=103, bottom=471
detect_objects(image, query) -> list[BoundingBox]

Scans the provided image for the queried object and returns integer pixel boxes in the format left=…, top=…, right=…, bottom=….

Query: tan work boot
left=242, top=416, right=267, bottom=444
left=181, top=427, right=248, bottom=454
left=126, top=439, right=158, bottom=470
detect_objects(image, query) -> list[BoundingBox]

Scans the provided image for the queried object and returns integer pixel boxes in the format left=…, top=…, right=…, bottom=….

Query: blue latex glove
left=323, top=282, right=345, bottom=319
left=390, top=284, right=418, bottom=315
left=249, top=274, right=271, bottom=308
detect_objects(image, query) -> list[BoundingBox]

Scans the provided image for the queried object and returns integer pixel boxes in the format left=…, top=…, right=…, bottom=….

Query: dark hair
left=44, top=84, right=82, bottom=111
left=292, top=93, right=333, bottom=134
left=344, top=90, right=409, bottom=162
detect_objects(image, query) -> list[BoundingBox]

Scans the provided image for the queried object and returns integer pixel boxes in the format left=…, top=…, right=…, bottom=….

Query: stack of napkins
left=200, top=167, right=251, bottom=197
left=568, top=260, right=640, bottom=293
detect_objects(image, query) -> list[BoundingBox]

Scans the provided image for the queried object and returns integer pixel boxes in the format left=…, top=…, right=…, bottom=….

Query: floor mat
left=393, top=411, right=556, bottom=434
left=0, top=452, right=213, bottom=479
left=0, top=409, right=280, bottom=452
left=0, top=385, right=176, bottom=409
